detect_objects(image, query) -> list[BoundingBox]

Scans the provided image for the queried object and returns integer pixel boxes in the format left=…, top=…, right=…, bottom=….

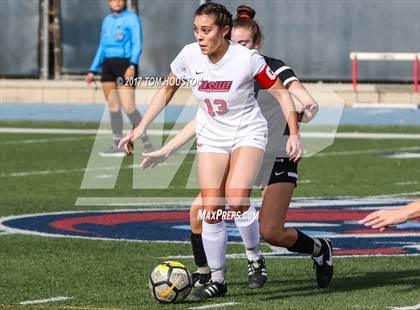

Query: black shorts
left=100, top=58, right=138, bottom=83
left=255, top=157, right=298, bottom=188
left=265, top=157, right=298, bottom=187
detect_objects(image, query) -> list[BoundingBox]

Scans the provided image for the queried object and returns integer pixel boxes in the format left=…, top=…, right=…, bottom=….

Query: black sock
left=191, top=233, right=208, bottom=269
left=287, top=230, right=317, bottom=255
left=127, top=110, right=142, bottom=127
left=110, top=110, right=123, bottom=147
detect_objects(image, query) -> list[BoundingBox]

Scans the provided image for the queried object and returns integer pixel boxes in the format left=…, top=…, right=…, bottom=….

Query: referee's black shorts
left=100, top=58, right=138, bottom=83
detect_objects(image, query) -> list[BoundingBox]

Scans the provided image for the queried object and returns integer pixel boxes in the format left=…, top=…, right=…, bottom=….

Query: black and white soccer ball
left=148, top=260, right=192, bottom=303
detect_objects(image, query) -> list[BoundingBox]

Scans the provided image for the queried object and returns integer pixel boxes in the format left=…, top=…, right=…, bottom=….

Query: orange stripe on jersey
left=254, top=65, right=278, bottom=89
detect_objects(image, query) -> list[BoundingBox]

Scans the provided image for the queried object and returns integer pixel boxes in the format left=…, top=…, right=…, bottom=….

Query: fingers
left=287, top=141, right=297, bottom=158
left=127, top=139, right=135, bottom=155
left=287, top=140, right=302, bottom=162
left=117, top=136, right=133, bottom=155
left=288, top=146, right=297, bottom=162
left=371, top=220, right=389, bottom=229
left=125, top=139, right=134, bottom=155
left=140, top=158, right=152, bottom=170
left=117, top=137, right=125, bottom=150
left=308, top=103, right=317, bottom=112
left=288, top=145, right=296, bottom=161
left=359, top=210, right=391, bottom=230
left=363, top=216, right=384, bottom=228
left=359, top=211, right=379, bottom=224
left=293, top=145, right=303, bottom=163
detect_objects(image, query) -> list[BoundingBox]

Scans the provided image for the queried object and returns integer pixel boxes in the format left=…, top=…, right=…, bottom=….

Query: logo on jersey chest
left=198, top=80, right=233, bottom=92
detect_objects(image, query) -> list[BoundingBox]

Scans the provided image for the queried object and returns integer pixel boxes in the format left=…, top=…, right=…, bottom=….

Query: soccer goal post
left=349, top=52, right=419, bottom=107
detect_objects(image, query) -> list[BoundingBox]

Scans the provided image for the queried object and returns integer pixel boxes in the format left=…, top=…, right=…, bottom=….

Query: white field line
left=395, top=181, right=419, bottom=186
left=0, top=231, right=11, bottom=235
left=1, top=127, right=420, bottom=139
left=0, top=165, right=133, bottom=178
left=1, top=136, right=94, bottom=144
left=73, top=195, right=418, bottom=207
left=19, top=296, right=74, bottom=305
left=188, top=302, right=239, bottom=309
left=302, top=132, right=420, bottom=139
left=0, top=128, right=177, bottom=135
left=1, top=143, right=418, bottom=178
left=315, top=146, right=420, bottom=157
left=388, top=304, right=420, bottom=310
left=161, top=253, right=420, bottom=260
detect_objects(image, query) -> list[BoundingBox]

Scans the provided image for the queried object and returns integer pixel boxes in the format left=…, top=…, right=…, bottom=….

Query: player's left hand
left=286, top=135, right=303, bottom=163
left=140, top=148, right=170, bottom=170
left=359, top=209, right=408, bottom=231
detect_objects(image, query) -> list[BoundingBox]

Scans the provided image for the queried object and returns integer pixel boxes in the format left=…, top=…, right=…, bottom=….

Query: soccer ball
left=149, top=260, right=192, bottom=303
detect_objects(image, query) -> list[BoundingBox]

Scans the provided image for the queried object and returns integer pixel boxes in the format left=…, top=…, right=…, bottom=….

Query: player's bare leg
left=259, top=183, right=297, bottom=247
left=226, top=146, right=266, bottom=288
left=260, top=182, right=334, bottom=288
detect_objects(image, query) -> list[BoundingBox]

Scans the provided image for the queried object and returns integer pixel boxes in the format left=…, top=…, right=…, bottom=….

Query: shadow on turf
left=226, top=269, right=420, bottom=301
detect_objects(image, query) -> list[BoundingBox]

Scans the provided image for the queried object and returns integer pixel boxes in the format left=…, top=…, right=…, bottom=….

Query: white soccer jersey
left=170, top=41, right=277, bottom=146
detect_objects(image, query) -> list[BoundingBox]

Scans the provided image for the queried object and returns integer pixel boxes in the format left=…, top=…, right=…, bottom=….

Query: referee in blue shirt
left=86, top=0, right=152, bottom=156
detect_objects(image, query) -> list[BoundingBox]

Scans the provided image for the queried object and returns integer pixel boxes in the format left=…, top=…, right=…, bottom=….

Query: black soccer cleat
left=311, top=239, right=333, bottom=288
left=191, top=280, right=227, bottom=300
left=191, top=271, right=211, bottom=288
left=248, top=256, right=267, bottom=289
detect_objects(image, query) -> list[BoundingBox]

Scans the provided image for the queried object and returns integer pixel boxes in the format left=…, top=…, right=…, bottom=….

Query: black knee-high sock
left=287, top=230, right=323, bottom=256
left=110, top=110, right=123, bottom=147
left=190, top=233, right=208, bottom=269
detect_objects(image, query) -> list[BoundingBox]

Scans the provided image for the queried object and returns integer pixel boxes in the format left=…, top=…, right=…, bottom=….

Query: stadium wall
left=60, top=0, right=419, bottom=82
left=0, top=0, right=40, bottom=77
left=217, top=0, right=420, bottom=82
left=0, top=0, right=419, bottom=82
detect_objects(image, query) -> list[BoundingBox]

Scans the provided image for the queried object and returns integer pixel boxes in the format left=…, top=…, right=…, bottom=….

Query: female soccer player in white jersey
left=140, top=5, right=333, bottom=294
left=118, top=2, right=301, bottom=299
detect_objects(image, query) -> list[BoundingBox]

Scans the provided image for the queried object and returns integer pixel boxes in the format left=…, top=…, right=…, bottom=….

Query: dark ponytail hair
left=195, top=2, right=233, bottom=39
left=233, top=5, right=263, bottom=46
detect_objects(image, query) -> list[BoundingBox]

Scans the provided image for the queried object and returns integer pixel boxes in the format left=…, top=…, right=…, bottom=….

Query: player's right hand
left=118, top=131, right=138, bottom=155
left=85, top=72, right=95, bottom=85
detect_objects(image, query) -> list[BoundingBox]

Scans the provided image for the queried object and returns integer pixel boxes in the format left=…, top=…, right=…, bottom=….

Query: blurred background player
left=360, top=200, right=420, bottom=231
left=139, top=4, right=332, bottom=292
left=119, top=2, right=301, bottom=299
left=85, top=0, right=153, bottom=156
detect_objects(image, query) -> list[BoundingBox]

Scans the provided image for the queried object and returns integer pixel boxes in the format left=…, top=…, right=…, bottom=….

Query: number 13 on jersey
left=204, top=98, right=228, bottom=117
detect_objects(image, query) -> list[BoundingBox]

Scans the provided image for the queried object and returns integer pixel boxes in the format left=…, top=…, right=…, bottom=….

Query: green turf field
left=0, top=121, right=419, bottom=310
